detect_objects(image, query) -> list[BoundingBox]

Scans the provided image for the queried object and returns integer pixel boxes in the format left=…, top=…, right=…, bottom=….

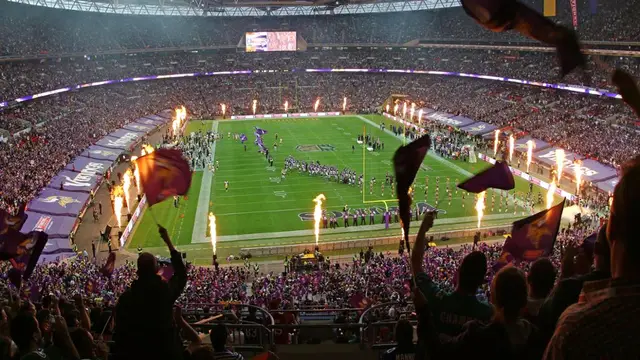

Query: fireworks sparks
left=220, top=103, right=226, bottom=117
left=314, top=98, right=320, bottom=112
left=475, top=191, right=486, bottom=228
left=209, top=212, right=217, bottom=255
left=526, top=140, right=534, bottom=173
left=556, top=149, right=565, bottom=181
left=418, top=109, right=423, bottom=124
left=252, top=99, right=257, bottom=115
left=284, top=100, right=289, bottom=113
left=113, top=186, right=124, bottom=228
left=172, top=106, right=187, bottom=136
left=509, top=135, right=515, bottom=162
left=123, top=169, right=132, bottom=213
left=343, top=97, right=347, bottom=112
left=312, top=194, right=326, bottom=246
left=547, top=179, right=557, bottom=210
left=493, top=130, right=500, bottom=156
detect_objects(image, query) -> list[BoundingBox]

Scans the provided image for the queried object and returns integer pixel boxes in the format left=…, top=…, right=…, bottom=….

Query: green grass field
left=128, top=114, right=557, bottom=260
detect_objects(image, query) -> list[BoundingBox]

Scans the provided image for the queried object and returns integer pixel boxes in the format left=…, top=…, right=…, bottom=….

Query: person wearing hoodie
left=114, top=226, right=187, bottom=360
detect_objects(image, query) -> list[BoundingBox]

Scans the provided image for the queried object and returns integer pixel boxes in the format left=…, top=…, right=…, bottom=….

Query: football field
left=128, top=114, right=556, bottom=260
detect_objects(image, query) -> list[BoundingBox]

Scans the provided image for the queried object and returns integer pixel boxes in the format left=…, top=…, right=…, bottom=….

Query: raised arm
left=411, top=212, right=435, bottom=276
left=159, top=226, right=188, bottom=302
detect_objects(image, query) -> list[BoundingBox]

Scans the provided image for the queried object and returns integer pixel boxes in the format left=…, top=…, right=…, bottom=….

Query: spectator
left=382, top=319, right=415, bottom=360
left=525, top=258, right=557, bottom=324
left=412, top=213, right=493, bottom=336
left=544, top=155, right=640, bottom=359
left=114, top=226, right=187, bottom=360
left=209, top=324, right=244, bottom=360
left=538, top=223, right=611, bottom=339
left=10, top=313, right=80, bottom=360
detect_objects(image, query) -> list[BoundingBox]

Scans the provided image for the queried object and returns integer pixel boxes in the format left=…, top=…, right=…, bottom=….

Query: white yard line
left=192, top=120, right=218, bottom=243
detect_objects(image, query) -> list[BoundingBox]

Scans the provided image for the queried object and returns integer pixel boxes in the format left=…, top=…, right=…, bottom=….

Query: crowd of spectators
left=1, top=0, right=639, bottom=57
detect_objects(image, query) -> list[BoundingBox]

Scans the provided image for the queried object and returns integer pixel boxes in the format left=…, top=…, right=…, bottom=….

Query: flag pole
left=147, top=206, right=161, bottom=227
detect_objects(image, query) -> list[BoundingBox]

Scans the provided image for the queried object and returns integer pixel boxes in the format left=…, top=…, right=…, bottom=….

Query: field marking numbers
left=266, top=166, right=276, bottom=172
left=274, top=191, right=287, bottom=198
left=269, top=177, right=282, bottom=183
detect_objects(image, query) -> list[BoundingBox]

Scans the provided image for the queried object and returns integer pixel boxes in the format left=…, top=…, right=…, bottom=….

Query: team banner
left=40, top=238, right=74, bottom=256
left=144, top=114, right=171, bottom=123
left=594, top=177, right=619, bottom=194
left=533, top=147, right=583, bottom=167
left=514, top=136, right=552, bottom=153
left=135, top=117, right=165, bottom=127
left=157, top=109, right=173, bottom=119
left=47, top=170, right=102, bottom=193
left=123, top=122, right=156, bottom=133
left=95, top=132, right=139, bottom=150
left=20, top=212, right=79, bottom=239
left=460, top=121, right=498, bottom=136
left=80, top=145, right=123, bottom=162
left=576, top=159, right=617, bottom=182
left=65, top=157, right=112, bottom=175
left=28, top=189, right=90, bottom=217
left=426, top=111, right=476, bottom=128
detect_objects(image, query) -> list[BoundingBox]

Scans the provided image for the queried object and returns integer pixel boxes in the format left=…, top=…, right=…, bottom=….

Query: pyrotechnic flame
left=393, top=103, right=399, bottom=115
left=284, top=100, right=289, bottom=112
left=418, top=109, right=423, bottom=124
left=113, top=186, right=124, bottom=228
left=386, top=104, right=390, bottom=113
left=142, top=144, right=154, bottom=155
left=608, top=192, right=613, bottom=207
left=221, top=103, right=226, bottom=116
left=252, top=99, right=257, bottom=115
left=475, top=191, right=486, bottom=228
left=547, top=179, right=557, bottom=210
left=401, top=227, right=405, bottom=241
left=402, top=102, right=407, bottom=119
left=410, top=103, right=415, bottom=121
left=493, top=130, right=500, bottom=156
left=131, top=156, right=141, bottom=194
left=574, top=160, right=582, bottom=195
left=509, top=135, right=515, bottom=162
left=123, top=169, right=132, bottom=213
left=312, top=194, right=326, bottom=246
left=343, top=97, right=347, bottom=112
left=314, top=98, right=320, bottom=112
left=556, top=149, right=565, bottom=181
left=526, top=140, right=534, bottom=173
left=209, top=212, right=217, bottom=255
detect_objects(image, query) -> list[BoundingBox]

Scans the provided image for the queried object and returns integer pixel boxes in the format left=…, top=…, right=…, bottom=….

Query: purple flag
left=589, top=0, right=597, bottom=14
left=240, top=134, right=248, bottom=143
left=457, top=161, right=515, bottom=193
left=494, top=199, right=565, bottom=269
left=254, top=127, right=268, bottom=136
left=0, top=229, right=48, bottom=281
left=157, top=265, right=174, bottom=282
left=394, top=135, right=432, bottom=249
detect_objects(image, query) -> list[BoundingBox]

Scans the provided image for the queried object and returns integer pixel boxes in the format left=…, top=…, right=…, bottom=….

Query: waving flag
left=457, top=161, right=515, bottom=193
left=240, top=134, right=248, bottom=143
left=394, top=135, right=432, bottom=251
left=100, top=252, right=116, bottom=277
left=135, top=148, right=192, bottom=206
left=254, top=127, right=268, bottom=136
left=0, top=229, right=48, bottom=283
left=494, top=199, right=565, bottom=269
left=0, top=206, right=28, bottom=235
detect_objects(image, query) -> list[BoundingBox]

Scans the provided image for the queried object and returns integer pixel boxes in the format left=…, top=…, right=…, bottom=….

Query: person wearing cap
left=545, top=155, right=640, bottom=359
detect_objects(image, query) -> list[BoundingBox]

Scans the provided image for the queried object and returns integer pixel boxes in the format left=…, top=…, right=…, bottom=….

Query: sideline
left=192, top=120, right=218, bottom=243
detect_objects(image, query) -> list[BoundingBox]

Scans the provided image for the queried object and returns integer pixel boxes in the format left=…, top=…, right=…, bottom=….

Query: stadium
left=0, top=0, right=639, bottom=359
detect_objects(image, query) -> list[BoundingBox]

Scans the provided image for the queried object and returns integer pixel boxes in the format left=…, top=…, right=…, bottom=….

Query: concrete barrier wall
left=241, top=225, right=510, bottom=257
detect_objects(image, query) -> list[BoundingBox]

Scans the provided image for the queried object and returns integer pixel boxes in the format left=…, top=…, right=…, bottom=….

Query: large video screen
left=246, top=32, right=297, bottom=52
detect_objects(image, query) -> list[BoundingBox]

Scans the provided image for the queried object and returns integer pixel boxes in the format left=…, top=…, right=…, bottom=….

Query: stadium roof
left=8, top=0, right=460, bottom=16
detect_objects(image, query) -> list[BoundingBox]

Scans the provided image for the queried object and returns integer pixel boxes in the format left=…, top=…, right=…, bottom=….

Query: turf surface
left=128, top=115, right=557, bottom=253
